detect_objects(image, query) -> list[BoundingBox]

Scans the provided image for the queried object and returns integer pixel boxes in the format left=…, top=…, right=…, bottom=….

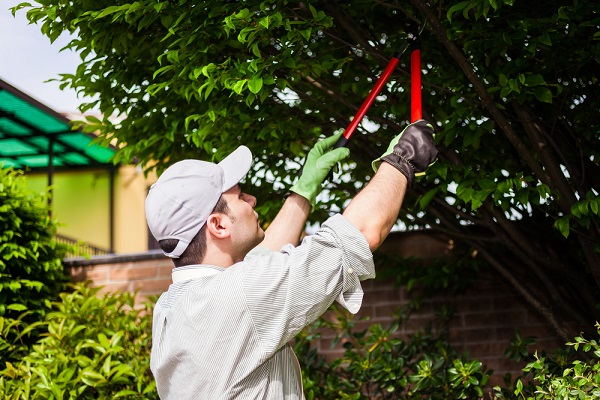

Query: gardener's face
left=221, top=184, right=264, bottom=258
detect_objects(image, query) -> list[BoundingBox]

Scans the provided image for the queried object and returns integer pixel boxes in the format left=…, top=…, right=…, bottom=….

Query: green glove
left=372, top=120, right=438, bottom=187
left=289, top=132, right=351, bottom=206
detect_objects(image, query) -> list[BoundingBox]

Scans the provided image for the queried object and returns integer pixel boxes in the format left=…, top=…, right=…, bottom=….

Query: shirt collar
left=172, top=265, right=223, bottom=283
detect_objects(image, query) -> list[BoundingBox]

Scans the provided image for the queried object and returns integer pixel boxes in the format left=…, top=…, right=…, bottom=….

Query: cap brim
left=218, top=145, right=253, bottom=191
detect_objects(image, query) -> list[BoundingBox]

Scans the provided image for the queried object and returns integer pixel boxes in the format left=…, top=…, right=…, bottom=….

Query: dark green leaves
left=12, top=0, right=600, bottom=332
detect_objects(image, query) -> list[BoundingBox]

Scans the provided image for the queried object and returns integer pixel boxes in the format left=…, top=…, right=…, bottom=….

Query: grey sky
left=0, top=0, right=87, bottom=112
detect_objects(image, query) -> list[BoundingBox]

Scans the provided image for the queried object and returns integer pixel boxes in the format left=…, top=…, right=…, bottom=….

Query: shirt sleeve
left=237, top=213, right=375, bottom=352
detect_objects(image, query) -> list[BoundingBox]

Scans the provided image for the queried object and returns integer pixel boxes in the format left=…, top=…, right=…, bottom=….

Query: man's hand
left=372, top=120, right=438, bottom=187
left=289, top=132, right=350, bottom=206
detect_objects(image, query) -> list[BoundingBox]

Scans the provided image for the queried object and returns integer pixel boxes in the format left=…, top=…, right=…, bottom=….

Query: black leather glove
left=372, top=120, right=438, bottom=187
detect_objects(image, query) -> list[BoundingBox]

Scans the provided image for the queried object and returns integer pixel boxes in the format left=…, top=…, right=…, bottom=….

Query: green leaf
left=232, top=79, right=247, bottom=95
left=248, top=76, right=263, bottom=94
left=300, top=28, right=312, bottom=42
left=523, top=74, right=547, bottom=87
left=81, top=370, right=108, bottom=386
left=94, top=5, right=126, bottom=20
left=6, top=303, right=27, bottom=311
left=258, top=16, right=269, bottom=29
left=554, top=218, right=570, bottom=238
left=447, top=1, right=471, bottom=22
left=590, top=199, right=599, bottom=215
left=419, top=188, right=439, bottom=209
left=153, top=65, right=173, bottom=79
left=533, top=87, right=552, bottom=103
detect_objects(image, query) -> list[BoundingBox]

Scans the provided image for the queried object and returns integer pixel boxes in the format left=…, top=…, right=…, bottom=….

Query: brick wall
left=65, top=231, right=567, bottom=390
left=68, top=251, right=172, bottom=304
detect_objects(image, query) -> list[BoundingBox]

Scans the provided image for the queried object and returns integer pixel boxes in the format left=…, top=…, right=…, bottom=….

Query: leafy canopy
left=13, top=0, right=600, bottom=338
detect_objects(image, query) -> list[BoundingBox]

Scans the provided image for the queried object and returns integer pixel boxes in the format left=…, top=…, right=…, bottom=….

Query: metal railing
left=55, top=234, right=111, bottom=258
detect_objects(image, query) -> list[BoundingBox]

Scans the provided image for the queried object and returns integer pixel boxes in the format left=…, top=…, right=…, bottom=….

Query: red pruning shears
left=333, top=20, right=426, bottom=149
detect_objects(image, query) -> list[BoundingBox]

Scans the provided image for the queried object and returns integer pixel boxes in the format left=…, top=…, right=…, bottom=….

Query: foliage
left=2, top=281, right=600, bottom=400
left=494, top=323, right=600, bottom=400
left=0, top=312, right=38, bottom=365
left=0, top=283, right=157, bottom=399
left=295, top=305, right=492, bottom=399
left=375, top=243, right=481, bottom=295
left=0, top=167, right=70, bottom=360
left=12, top=0, right=600, bottom=338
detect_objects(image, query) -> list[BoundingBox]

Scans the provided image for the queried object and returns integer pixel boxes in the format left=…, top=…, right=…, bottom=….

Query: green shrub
left=0, top=167, right=71, bottom=362
left=494, top=323, right=600, bottom=399
left=0, top=168, right=70, bottom=319
left=0, top=311, right=38, bottom=364
left=295, top=305, right=491, bottom=399
left=0, top=283, right=157, bottom=399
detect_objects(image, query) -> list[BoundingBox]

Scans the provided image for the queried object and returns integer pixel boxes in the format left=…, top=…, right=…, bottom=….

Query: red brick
left=352, top=319, right=379, bottom=333
left=133, top=278, right=172, bottom=294
left=466, top=341, right=511, bottom=359
left=320, top=350, right=344, bottom=362
left=109, top=266, right=158, bottom=281
left=368, top=289, right=403, bottom=304
left=402, top=315, right=436, bottom=334
left=97, top=282, right=132, bottom=294
left=530, top=337, right=565, bottom=351
left=493, top=294, right=525, bottom=311
left=355, top=304, right=375, bottom=319
left=317, top=336, right=346, bottom=352
left=374, top=303, right=404, bottom=318
left=487, top=374, right=509, bottom=390
left=464, top=310, right=526, bottom=328
left=135, top=260, right=161, bottom=268
left=448, top=314, right=465, bottom=330
left=493, top=358, right=528, bottom=375
left=454, top=297, right=494, bottom=312
left=159, top=264, right=174, bottom=277
left=448, top=327, right=496, bottom=344
left=70, top=266, right=109, bottom=282
left=86, top=267, right=110, bottom=282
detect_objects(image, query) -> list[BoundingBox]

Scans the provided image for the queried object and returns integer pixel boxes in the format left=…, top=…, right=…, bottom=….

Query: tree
left=14, top=0, right=600, bottom=340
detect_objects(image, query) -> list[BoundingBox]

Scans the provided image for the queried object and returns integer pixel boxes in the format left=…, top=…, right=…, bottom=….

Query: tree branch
left=407, top=0, right=553, bottom=187
left=471, top=245, right=572, bottom=342
left=322, top=1, right=390, bottom=64
left=512, top=102, right=577, bottom=212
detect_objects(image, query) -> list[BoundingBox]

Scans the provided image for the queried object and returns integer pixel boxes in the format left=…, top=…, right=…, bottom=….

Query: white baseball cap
left=145, top=146, right=253, bottom=258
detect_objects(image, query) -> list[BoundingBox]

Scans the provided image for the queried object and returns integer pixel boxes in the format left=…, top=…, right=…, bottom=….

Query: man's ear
left=205, top=213, right=231, bottom=239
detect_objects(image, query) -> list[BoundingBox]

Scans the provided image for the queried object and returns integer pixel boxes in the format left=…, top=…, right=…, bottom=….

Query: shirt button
left=348, top=268, right=354, bottom=274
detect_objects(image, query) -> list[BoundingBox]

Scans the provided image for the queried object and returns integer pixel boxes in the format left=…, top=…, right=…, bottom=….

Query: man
left=146, top=120, right=438, bottom=399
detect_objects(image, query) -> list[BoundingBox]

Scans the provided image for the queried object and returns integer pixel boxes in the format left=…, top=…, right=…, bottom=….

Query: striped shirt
left=150, top=214, right=375, bottom=399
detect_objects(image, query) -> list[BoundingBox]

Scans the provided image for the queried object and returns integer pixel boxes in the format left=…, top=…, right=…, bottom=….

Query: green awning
left=0, top=79, right=116, bottom=171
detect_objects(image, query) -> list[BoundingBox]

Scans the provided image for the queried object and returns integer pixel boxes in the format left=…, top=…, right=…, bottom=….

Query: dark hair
left=159, top=196, right=230, bottom=267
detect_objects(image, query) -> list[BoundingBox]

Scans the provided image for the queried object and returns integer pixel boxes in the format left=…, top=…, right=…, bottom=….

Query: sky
left=0, top=0, right=89, bottom=113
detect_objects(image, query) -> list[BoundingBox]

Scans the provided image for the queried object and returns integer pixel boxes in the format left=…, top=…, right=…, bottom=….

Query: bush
left=0, top=167, right=71, bottom=361
left=3, top=279, right=600, bottom=399
left=494, top=323, right=600, bottom=399
left=0, top=168, right=70, bottom=317
left=0, top=283, right=157, bottom=399
left=295, top=305, right=492, bottom=399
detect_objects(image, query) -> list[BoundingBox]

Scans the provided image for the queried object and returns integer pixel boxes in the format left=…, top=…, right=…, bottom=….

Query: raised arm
left=259, top=193, right=311, bottom=250
left=259, top=133, right=350, bottom=251
left=343, top=163, right=408, bottom=251
left=343, top=120, right=438, bottom=251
